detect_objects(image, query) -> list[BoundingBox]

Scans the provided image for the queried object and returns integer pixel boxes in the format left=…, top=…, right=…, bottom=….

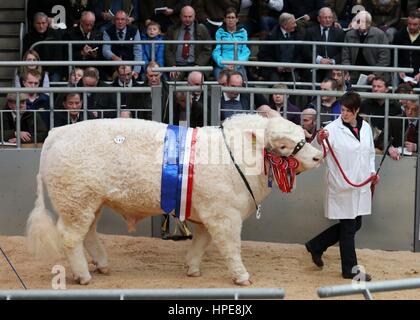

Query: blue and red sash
left=161, top=125, right=198, bottom=221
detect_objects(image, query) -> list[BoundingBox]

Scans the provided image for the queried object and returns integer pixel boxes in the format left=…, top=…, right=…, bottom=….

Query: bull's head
left=265, top=116, right=322, bottom=173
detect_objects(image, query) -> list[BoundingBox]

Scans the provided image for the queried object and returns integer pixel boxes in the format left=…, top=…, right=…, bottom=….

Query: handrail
left=19, top=23, right=25, bottom=59
left=317, top=278, right=420, bottom=300
left=28, top=39, right=420, bottom=51
left=222, top=60, right=413, bottom=74
left=0, top=61, right=144, bottom=67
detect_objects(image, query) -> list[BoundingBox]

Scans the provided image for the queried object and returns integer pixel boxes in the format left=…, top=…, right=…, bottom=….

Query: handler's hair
left=340, top=91, right=361, bottom=113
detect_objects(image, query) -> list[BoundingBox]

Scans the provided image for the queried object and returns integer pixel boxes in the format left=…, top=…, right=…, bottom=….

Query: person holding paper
left=393, top=10, right=420, bottom=87
left=341, top=10, right=391, bottom=85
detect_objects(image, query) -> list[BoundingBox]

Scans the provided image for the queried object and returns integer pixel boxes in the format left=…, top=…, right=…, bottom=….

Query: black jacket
left=393, top=27, right=420, bottom=77
left=304, top=25, right=345, bottom=63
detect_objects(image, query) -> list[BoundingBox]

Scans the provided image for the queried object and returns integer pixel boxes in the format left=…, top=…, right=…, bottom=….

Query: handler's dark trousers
left=306, top=216, right=362, bottom=275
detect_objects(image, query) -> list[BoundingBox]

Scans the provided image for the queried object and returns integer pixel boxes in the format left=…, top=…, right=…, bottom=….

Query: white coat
left=313, top=117, right=376, bottom=219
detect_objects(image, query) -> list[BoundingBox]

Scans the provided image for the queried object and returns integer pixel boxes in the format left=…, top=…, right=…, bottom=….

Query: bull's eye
left=280, top=145, right=286, bottom=150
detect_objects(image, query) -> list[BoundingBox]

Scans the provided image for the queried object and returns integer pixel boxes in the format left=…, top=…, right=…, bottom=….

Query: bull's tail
left=26, top=173, right=62, bottom=260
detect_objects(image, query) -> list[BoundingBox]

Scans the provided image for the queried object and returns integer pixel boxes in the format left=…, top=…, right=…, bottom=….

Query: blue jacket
left=142, top=34, right=165, bottom=68
left=212, top=25, right=250, bottom=68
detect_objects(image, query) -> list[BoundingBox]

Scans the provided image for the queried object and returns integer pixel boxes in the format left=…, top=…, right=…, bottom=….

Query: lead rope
left=321, top=137, right=377, bottom=187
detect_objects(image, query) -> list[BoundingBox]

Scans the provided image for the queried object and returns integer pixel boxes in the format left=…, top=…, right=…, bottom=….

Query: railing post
left=211, top=85, right=222, bottom=126
left=15, top=92, right=21, bottom=149
left=384, top=98, right=390, bottom=150
left=151, top=85, right=162, bottom=122
left=393, top=48, right=398, bottom=92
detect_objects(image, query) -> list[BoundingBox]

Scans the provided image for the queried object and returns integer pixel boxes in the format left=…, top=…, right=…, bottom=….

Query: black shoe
left=305, top=243, right=324, bottom=268
left=342, top=272, right=372, bottom=282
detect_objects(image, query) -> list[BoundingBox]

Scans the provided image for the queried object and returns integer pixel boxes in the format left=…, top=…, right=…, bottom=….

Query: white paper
left=398, top=147, right=413, bottom=156
left=108, top=9, right=115, bottom=16
left=206, top=18, right=223, bottom=27
left=295, top=15, right=305, bottom=21
left=357, top=73, right=368, bottom=85
left=403, top=76, right=418, bottom=84
left=154, top=7, right=168, bottom=14
left=1, top=142, right=17, bottom=146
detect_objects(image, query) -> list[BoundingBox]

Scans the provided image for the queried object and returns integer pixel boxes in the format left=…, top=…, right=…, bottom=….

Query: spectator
left=268, top=84, right=301, bottom=124
left=342, top=10, right=391, bottom=84
left=324, top=0, right=361, bottom=28
left=329, top=68, right=352, bottom=91
left=142, top=21, right=165, bottom=70
left=22, top=69, right=50, bottom=127
left=23, top=12, right=64, bottom=82
left=220, top=71, right=268, bottom=120
left=111, top=65, right=141, bottom=113
left=258, top=12, right=305, bottom=81
left=212, top=7, right=250, bottom=80
left=15, top=50, right=50, bottom=88
left=165, top=5, right=212, bottom=80
left=1, top=93, right=48, bottom=144
left=187, top=71, right=205, bottom=103
left=307, top=78, right=342, bottom=126
left=360, top=75, right=402, bottom=149
left=69, top=67, right=84, bottom=87
left=81, top=67, right=117, bottom=118
left=393, top=10, right=420, bottom=86
left=27, top=0, right=69, bottom=30
left=301, top=108, right=318, bottom=142
left=55, top=92, right=95, bottom=127
left=167, top=91, right=204, bottom=127
left=93, top=0, right=140, bottom=32
left=64, top=11, right=103, bottom=64
left=138, top=62, right=169, bottom=120
left=364, top=0, right=401, bottom=42
left=102, top=10, right=143, bottom=80
left=217, top=68, right=231, bottom=86
left=387, top=99, right=419, bottom=160
left=304, top=7, right=345, bottom=81
left=194, top=0, right=241, bottom=37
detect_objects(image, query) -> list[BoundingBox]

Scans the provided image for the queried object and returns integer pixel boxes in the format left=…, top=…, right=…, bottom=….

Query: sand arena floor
left=1, top=235, right=420, bottom=299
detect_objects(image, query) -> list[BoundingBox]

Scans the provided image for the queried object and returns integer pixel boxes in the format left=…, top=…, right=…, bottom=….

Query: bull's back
left=40, top=119, right=168, bottom=211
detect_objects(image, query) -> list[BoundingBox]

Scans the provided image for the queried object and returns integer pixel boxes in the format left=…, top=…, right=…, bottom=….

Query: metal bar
left=317, top=278, right=420, bottom=298
left=221, top=60, right=414, bottom=74
left=0, top=87, right=151, bottom=94
left=384, top=98, right=390, bottom=149
left=186, top=91, right=191, bottom=127
left=15, top=93, right=21, bottom=149
left=0, top=61, right=145, bottom=67
left=169, top=85, right=174, bottom=125
left=152, top=66, right=213, bottom=73
left=116, top=92, right=121, bottom=118
left=312, top=44, right=317, bottom=90
left=0, top=288, right=285, bottom=300
left=211, top=85, right=222, bottom=126
left=203, top=84, right=208, bottom=125
left=49, top=92, right=54, bottom=129
left=363, top=289, right=374, bottom=300
left=28, top=40, right=420, bottom=50
left=151, top=86, right=162, bottom=122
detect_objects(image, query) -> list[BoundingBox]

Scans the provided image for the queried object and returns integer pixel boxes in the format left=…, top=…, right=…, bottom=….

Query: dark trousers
left=306, top=216, right=362, bottom=275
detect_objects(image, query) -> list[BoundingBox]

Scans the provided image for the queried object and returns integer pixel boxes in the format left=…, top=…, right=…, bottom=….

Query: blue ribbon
left=161, top=125, right=188, bottom=217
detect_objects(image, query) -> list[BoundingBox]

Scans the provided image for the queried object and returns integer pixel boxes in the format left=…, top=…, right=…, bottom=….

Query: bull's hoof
left=96, top=267, right=110, bottom=275
left=234, top=279, right=252, bottom=286
left=187, top=271, right=202, bottom=277
left=74, top=274, right=91, bottom=285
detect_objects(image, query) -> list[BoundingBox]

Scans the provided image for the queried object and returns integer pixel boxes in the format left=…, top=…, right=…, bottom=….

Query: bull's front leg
left=203, top=210, right=251, bottom=286
left=186, top=223, right=212, bottom=277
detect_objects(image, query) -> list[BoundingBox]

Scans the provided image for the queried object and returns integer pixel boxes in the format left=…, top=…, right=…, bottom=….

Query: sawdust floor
left=1, top=235, right=420, bottom=300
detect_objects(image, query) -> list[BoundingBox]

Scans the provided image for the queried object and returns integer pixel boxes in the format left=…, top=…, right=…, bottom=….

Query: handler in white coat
left=305, top=91, right=379, bottom=281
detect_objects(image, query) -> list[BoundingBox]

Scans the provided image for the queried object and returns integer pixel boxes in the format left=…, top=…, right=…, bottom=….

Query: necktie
left=321, top=27, right=328, bottom=57
left=284, top=32, right=289, bottom=39
left=407, top=122, right=416, bottom=142
left=182, top=27, right=191, bottom=60
left=118, top=30, right=124, bottom=40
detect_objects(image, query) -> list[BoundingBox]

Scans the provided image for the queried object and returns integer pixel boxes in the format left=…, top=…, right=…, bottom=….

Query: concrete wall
left=0, top=150, right=416, bottom=251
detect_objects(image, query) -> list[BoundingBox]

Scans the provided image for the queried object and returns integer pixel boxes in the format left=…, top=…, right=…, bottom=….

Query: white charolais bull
left=26, top=114, right=322, bottom=285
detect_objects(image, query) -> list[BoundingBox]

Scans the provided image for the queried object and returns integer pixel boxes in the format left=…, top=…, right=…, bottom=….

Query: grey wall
left=0, top=150, right=416, bottom=251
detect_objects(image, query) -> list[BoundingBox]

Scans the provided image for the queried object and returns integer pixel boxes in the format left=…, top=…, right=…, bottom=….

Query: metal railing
left=317, top=278, right=420, bottom=300
left=0, top=287, right=285, bottom=300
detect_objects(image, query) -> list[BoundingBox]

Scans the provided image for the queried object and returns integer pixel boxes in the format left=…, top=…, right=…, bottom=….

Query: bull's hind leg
left=56, top=204, right=99, bottom=285
left=186, top=223, right=212, bottom=277
left=202, top=210, right=251, bottom=286
left=84, top=210, right=109, bottom=274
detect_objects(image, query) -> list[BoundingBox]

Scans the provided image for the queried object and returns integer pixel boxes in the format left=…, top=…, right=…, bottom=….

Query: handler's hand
left=316, top=128, right=329, bottom=144
left=371, top=173, right=380, bottom=185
